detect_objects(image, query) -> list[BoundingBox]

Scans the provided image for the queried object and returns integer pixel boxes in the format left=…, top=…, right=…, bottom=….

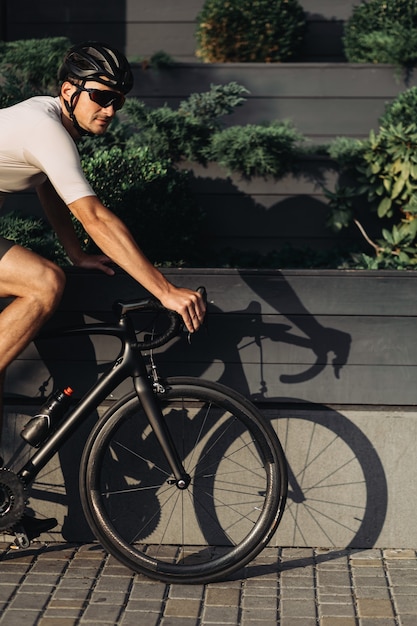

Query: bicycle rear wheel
left=80, top=377, right=287, bottom=583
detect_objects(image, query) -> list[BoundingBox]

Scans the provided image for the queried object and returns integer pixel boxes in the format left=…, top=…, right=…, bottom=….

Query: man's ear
left=60, top=81, right=75, bottom=102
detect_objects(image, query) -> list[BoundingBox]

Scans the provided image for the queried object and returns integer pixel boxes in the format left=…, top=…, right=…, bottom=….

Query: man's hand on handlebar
left=159, top=286, right=206, bottom=334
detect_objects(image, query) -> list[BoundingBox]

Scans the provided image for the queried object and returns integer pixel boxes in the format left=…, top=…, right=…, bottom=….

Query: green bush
left=80, top=145, right=205, bottom=266
left=0, top=37, right=70, bottom=106
left=344, top=0, right=417, bottom=66
left=326, top=123, right=417, bottom=269
left=124, top=82, right=248, bottom=163
left=208, top=121, right=303, bottom=178
left=0, top=67, right=39, bottom=108
left=380, top=86, right=417, bottom=127
left=123, top=84, right=302, bottom=179
left=0, top=212, right=68, bottom=264
left=195, top=0, right=306, bottom=62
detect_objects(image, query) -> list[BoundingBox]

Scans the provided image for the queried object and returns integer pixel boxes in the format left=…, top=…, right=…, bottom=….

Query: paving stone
left=120, top=612, right=159, bottom=626
left=280, top=598, right=317, bottom=618
left=8, top=592, right=49, bottom=611
left=399, top=618, right=417, bottom=626
left=81, top=602, right=122, bottom=622
left=202, top=604, right=240, bottom=622
left=129, top=581, right=167, bottom=600
left=169, top=584, right=204, bottom=600
left=206, top=587, right=240, bottom=606
left=164, top=598, right=201, bottom=618
left=241, top=594, right=276, bottom=610
left=351, top=565, right=385, bottom=576
left=240, top=608, right=277, bottom=623
left=357, top=598, right=394, bottom=618
left=393, top=594, right=417, bottom=614
left=42, top=608, right=82, bottom=619
left=317, top=569, right=351, bottom=587
left=354, top=575, right=389, bottom=587
left=319, top=602, right=355, bottom=617
left=47, top=598, right=86, bottom=610
left=353, top=586, right=390, bottom=599
left=125, top=599, right=165, bottom=612
left=383, top=549, right=416, bottom=560
left=281, top=586, right=315, bottom=600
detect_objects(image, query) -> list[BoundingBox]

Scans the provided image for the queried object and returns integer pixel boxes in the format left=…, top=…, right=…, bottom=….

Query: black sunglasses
left=74, top=84, right=125, bottom=111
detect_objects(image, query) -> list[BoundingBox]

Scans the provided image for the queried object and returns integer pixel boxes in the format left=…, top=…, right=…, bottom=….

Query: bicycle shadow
left=156, top=276, right=387, bottom=553
left=226, top=547, right=364, bottom=582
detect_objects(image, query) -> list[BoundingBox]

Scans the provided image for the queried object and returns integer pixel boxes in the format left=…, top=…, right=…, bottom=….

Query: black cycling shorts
left=0, top=236, right=15, bottom=260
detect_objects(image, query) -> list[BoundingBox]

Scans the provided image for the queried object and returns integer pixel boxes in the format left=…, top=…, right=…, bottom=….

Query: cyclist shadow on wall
left=160, top=274, right=388, bottom=557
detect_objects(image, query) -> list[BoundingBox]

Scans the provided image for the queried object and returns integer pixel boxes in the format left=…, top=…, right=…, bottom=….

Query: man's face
left=61, top=80, right=125, bottom=136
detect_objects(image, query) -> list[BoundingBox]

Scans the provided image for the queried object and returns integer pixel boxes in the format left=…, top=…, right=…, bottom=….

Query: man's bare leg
left=0, top=245, right=65, bottom=538
left=0, top=244, right=66, bottom=462
left=0, top=247, right=66, bottom=369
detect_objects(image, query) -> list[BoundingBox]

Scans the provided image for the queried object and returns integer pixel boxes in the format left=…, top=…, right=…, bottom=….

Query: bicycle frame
left=17, top=313, right=190, bottom=488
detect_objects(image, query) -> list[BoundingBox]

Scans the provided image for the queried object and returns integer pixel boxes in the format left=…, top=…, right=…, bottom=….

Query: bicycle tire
left=79, top=377, right=287, bottom=583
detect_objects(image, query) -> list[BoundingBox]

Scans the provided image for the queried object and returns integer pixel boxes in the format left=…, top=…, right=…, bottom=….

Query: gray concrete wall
left=1, top=268, right=416, bottom=548
left=0, top=405, right=413, bottom=549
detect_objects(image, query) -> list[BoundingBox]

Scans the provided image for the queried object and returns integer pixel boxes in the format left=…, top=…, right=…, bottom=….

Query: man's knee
left=40, top=264, right=66, bottom=307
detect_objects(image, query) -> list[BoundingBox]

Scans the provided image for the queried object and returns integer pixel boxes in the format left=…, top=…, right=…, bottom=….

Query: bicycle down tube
left=18, top=313, right=189, bottom=488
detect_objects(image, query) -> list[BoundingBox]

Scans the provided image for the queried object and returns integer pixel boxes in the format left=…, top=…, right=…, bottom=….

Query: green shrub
left=0, top=67, right=39, bottom=108
left=326, top=123, right=417, bottom=269
left=0, top=37, right=69, bottom=90
left=0, top=37, right=70, bottom=106
left=195, top=0, right=306, bottom=62
left=123, top=84, right=302, bottom=179
left=380, top=86, right=417, bottom=127
left=0, top=212, right=68, bottom=264
left=344, top=0, right=417, bottom=65
left=80, top=145, right=205, bottom=266
left=208, top=121, right=303, bottom=178
left=124, top=82, right=248, bottom=163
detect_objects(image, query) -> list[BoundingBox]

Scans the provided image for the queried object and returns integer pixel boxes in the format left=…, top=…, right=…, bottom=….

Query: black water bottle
left=21, top=387, right=74, bottom=447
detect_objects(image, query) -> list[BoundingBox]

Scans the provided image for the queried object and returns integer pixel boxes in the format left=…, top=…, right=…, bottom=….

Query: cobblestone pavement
left=0, top=543, right=416, bottom=625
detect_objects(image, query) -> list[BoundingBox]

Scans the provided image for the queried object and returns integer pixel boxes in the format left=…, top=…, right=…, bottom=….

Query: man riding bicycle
left=0, top=41, right=205, bottom=540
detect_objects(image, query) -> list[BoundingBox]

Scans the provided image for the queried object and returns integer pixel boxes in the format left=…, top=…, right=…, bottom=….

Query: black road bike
left=0, top=288, right=288, bottom=584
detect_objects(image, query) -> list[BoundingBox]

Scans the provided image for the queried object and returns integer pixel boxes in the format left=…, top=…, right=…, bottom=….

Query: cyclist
left=0, top=41, right=205, bottom=541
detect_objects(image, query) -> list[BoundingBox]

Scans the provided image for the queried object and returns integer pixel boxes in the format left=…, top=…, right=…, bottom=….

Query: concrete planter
left=1, top=267, right=416, bottom=548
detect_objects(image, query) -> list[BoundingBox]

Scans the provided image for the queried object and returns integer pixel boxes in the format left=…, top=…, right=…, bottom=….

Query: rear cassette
left=0, top=468, right=27, bottom=531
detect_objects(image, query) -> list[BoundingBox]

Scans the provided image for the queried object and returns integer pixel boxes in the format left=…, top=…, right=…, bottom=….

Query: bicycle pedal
left=10, top=524, right=30, bottom=550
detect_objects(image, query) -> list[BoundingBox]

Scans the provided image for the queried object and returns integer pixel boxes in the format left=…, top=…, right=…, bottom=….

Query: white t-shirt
left=0, top=95, right=96, bottom=207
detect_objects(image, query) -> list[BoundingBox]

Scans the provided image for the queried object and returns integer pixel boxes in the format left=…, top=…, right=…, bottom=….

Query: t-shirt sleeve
left=23, top=116, right=96, bottom=205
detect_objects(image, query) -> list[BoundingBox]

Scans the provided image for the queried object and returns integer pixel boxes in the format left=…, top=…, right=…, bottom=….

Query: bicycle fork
left=133, top=375, right=191, bottom=490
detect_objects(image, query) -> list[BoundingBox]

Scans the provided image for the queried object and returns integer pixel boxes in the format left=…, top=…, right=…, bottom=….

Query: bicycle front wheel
left=80, top=377, right=287, bottom=583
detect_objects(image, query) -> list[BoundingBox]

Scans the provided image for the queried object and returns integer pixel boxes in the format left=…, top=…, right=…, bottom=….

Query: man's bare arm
left=67, top=194, right=205, bottom=332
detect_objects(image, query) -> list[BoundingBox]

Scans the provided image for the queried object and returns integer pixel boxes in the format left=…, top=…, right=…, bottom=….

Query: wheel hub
left=0, top=468, right=27, bottom=531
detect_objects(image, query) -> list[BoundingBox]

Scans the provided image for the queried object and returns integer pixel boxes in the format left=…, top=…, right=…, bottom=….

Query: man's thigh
left=0, top=241, right=63, bottom=300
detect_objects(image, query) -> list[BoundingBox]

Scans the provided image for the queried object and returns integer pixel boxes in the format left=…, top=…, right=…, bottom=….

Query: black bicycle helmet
left=58, top=41, right=133, bottom=94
